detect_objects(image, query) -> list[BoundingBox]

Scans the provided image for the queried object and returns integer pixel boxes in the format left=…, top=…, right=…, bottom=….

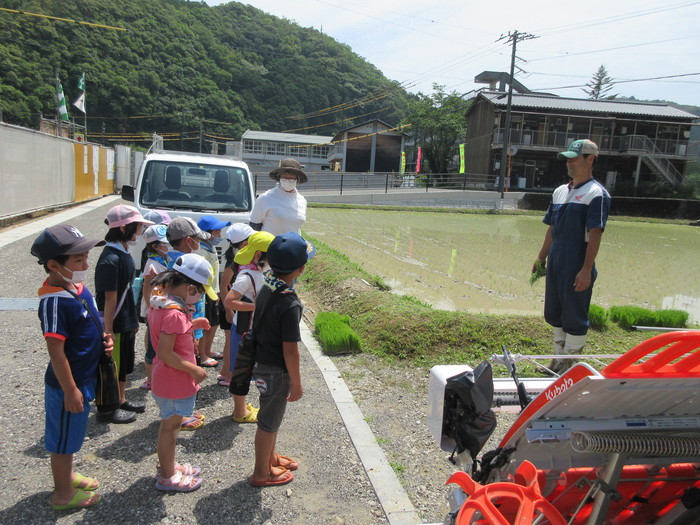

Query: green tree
left=583, top=65, right=617, bottom=100
left=402, top=84, right=470, bottom=177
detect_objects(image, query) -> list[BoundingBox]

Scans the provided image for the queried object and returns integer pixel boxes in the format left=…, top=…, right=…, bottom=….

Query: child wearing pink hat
left=94, top=205, right=153, bottom=424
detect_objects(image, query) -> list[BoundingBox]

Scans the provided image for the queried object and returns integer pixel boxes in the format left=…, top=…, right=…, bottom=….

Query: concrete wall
left=0, top=123, right=116, bottom=221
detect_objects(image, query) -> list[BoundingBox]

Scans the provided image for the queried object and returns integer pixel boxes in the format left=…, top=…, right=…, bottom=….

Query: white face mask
left=280, top=178, right=297, bottom=192
left=185, top=287, right=202, bottom=305
left=59, top=267, right=88, bottom=284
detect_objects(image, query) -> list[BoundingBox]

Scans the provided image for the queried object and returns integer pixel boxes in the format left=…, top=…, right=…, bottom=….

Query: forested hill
left=0, top=0, right=410, bottom=148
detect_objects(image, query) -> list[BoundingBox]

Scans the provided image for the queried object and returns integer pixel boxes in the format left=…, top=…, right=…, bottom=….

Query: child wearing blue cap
left=196, top=215, right=231, bottom=366
left=249, top=232, right=315, bottom=487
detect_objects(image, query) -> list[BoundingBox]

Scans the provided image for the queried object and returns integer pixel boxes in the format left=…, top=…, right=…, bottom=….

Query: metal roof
left=479, top=91, right=698, bottom=119
left=241, top=130, right=333, bottom=144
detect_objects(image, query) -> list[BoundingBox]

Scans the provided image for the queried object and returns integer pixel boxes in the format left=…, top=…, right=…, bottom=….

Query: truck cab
left=121, top=150, right=255, bottom=267
left=122, top=150, right=254, bottom=223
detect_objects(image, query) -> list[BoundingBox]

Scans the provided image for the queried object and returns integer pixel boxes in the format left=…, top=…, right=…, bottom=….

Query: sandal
left=201, top=358, right=219, bottom=367
left=71, top=473, right=99, bottom=491
left=155, top=471, right=202, bottom=492
left=217, top=379, right=231, bottom=387
left=250, top=468, right=294, bottom=487
left=210, top=352, right=224, bottom=359
left=139, top=380, right=152, bottom=390
left=157, top=463, right=202, bottom=477
left=193, top=411, right=205, bottom=421
left=273, top=454, right=299, bottom=471
left=232, top=405, right=259, bottom=423
left=181, top=417, right=204, bottom=431
left=51, top=488, right=101, bottom=510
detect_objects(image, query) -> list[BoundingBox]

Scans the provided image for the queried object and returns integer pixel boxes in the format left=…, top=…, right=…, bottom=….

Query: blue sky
left=205, top=0, right=700, bottom=106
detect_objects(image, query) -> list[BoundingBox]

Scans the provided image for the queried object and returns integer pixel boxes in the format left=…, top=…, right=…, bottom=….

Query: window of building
left=244, top=140, right=262, bottom=154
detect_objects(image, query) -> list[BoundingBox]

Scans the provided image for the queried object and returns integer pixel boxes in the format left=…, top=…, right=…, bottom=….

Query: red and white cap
left=105, top=205, right=154, bottom=228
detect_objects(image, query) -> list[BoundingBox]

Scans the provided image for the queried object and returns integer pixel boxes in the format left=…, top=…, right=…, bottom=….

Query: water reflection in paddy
left=304, top=208, right=700, bottom=323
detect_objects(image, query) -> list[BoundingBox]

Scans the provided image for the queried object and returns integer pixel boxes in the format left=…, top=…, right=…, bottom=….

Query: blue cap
left=197, top=215, right=231, bottom=232
left=267, top=232, right=316, bottom=274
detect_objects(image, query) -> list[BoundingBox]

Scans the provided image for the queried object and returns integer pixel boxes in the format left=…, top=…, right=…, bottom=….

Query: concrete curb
left=300, top=322, right=424, bottom=525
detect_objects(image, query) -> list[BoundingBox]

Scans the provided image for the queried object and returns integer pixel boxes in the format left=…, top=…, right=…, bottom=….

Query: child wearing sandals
left=196, top=215, right=231, bottom=366
left=250, top=232, right=315, bottom=487
left=217, top=223, right=255, bottom=386
left=31, top=225, right=113, bottom=510
left=138, top=224, right=171, bottom=391
left=148, top=253, right=217, bottom=492
left=223, top=231, right=275, bottom=424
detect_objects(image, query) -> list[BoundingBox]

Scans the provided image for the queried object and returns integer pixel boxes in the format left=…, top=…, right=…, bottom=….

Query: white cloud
left=208, top=0, right=700, bottom=105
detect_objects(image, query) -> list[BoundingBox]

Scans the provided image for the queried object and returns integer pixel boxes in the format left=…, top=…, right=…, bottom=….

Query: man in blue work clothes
left=533, top=139, right=611, bottom=374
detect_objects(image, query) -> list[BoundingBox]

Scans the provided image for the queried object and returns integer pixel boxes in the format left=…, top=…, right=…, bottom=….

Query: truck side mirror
left=121, top=185, right=135, bottom=202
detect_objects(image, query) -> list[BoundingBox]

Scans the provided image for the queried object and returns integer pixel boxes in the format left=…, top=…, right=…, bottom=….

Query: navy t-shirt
left=95, top=245, right=138, bottom=333
left=38, top=283, right=103, bottom=392
left=253, top=285, right=302, bottom=372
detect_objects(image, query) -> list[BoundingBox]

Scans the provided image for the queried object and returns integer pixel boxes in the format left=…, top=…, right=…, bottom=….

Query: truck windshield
left=139, top=160, right=252, bottom=212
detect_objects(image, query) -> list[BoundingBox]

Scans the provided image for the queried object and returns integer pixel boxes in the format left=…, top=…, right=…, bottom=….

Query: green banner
left=459, top=144, right=465, bottom=174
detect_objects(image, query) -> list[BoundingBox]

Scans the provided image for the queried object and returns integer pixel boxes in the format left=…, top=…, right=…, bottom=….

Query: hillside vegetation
left=0, top=0, right=410, bottom=147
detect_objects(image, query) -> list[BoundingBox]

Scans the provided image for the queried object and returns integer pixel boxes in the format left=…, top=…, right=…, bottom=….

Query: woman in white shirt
left=249, top=158, right=307, bottom=235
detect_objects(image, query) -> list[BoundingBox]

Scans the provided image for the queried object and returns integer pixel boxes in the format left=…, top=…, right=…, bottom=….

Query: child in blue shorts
left=31, top=225, right=114, bottom=510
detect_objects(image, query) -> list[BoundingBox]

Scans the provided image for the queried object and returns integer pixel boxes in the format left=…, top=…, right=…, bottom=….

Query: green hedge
left=314, top=312, right=362, bottom=355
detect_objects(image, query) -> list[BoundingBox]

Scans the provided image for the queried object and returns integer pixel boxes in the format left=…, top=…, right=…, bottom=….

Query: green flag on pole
left=73, top=72, right=86, bottom=113
left=57, top=81, right=69, bottom=121
left=459, top=144, right=465, bottom=174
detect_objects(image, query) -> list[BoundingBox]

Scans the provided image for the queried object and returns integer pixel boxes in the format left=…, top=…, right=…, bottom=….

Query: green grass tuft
left=609, top=305, right=688, bottom=329
left=589, top=304, right=610, bottom=330
left=314, top=311, right=362, bottom=355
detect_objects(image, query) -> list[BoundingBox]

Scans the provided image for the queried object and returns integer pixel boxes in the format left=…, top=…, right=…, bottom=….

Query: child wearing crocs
left=250, top=232, right=315, bottom=487
left=223, top=231, right=275, bottom=424
left=31, top=225, right=113, bottom=510
left=148, top=253, right=217, bottom=492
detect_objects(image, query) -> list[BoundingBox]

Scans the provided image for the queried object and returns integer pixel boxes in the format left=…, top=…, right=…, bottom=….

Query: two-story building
left=231, top=130, right=334, bottom=173
left=465, top=90, right=697, bottom=193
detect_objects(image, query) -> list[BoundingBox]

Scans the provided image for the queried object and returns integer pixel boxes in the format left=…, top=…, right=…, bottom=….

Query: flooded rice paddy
left=304, top=208, right=700, bottom=324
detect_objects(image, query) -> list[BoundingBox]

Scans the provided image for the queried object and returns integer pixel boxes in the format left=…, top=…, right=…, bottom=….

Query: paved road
left=0, top=197, right=423, bottom=525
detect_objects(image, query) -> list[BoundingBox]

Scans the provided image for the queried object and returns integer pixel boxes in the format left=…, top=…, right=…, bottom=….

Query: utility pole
left=496, top=30, right=537, bottom=200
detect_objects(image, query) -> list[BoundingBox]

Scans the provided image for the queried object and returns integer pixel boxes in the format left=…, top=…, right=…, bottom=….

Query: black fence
left=251, top=171, right=500, bottom=195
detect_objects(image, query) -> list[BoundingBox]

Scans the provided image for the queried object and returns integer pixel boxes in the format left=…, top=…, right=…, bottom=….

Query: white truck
left=121, top=149, right=255, bottom=224
left=120, top=149, right=255, bottom=267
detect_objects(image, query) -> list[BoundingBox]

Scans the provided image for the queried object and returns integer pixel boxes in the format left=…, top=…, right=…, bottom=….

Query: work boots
left=548, top=330, right=585, bottom=376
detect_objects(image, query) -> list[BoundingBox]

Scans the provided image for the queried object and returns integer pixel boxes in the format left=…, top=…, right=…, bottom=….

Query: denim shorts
left=152, top=394, right=196, bottom=420
left=254, top=363, right=290, bottom=433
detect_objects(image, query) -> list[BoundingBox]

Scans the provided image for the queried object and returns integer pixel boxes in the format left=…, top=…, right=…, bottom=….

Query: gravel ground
left=0, top=198, right=517, bottom=524
left=0, top=201, right=384, bottom=525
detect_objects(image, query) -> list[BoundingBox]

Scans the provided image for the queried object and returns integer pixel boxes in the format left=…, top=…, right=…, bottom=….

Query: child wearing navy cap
left=31, top=225, right=113, bottom=510
left=249, top=232, right=315, bottom=487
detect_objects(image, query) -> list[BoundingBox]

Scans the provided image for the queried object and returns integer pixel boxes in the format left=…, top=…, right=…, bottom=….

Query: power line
left=0, top=7, right=127, bottom=31
left=532, top=72, right=700, bottom=91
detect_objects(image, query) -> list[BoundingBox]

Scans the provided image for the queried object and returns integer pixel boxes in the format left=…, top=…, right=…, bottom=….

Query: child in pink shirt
left=148, top=253, right=217, bottom=492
